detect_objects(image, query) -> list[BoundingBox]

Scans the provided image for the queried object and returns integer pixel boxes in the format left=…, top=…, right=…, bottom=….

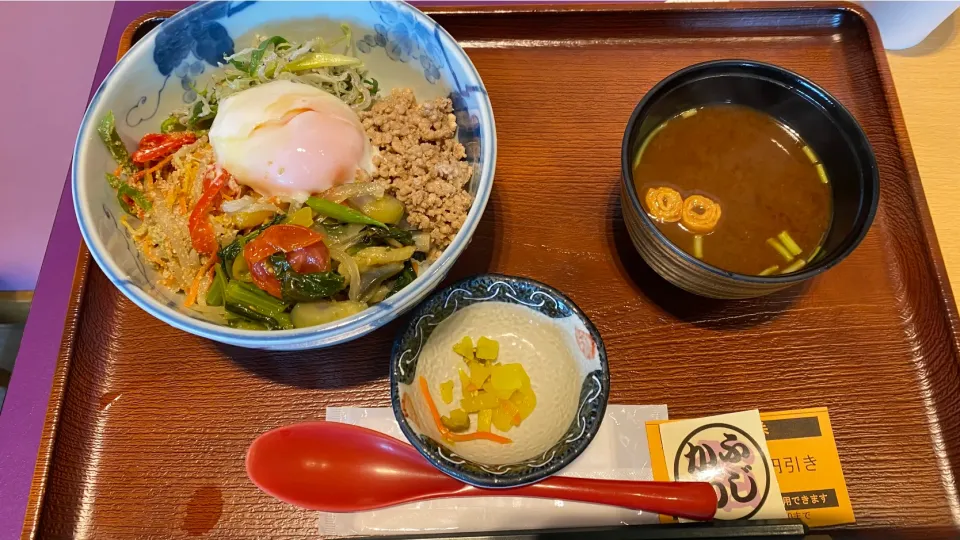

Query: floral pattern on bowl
left=73, top=0, right=496, bottom=349
left=390, top=274, right=610, bottom=488
left=357, top=0, right=444, bottom=83
left=128, top=1, right=254, bottom=127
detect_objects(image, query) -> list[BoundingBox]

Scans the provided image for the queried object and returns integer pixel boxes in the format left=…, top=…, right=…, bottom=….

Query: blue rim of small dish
left=389, top=274, right=611, bottom=488
left=71, top=0, right=496, bottom=348
left=620, top=59, right=880, bottom=285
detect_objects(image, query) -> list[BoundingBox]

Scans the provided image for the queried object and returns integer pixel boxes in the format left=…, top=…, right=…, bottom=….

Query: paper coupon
left=761, top=407, right=855, bottom=527
left=647, top=407, right=855, bottom=527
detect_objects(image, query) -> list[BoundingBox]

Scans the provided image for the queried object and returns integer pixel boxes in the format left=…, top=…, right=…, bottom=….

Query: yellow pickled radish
left=500, top=399, right=521, bottom=425
left=492, top=405, right=514, bottom=432
left=461, top=395, right=482, bottom=413
left=511, top=386, right=537, bottom=420
left=476, top=336, right=499, bottom=361
left=461, top=391, right=498, bottom=413
left=453, top=336, right=474, bottom=359
left=469, top=360, right=490, bottom=388
left=491, top=363, right=525, bottom=395
left=444, top=336, right=537, bottom=439
left=440, top=380, right=454, bottom=404
left=477, top=409, right=493, bottom=432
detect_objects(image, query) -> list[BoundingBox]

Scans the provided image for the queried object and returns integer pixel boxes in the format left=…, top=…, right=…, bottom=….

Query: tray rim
left=21, top=2, right=960, bottom=537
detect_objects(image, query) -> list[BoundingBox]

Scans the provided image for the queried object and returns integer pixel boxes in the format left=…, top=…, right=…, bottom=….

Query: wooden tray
left=23, top=3, right=960, bottom=538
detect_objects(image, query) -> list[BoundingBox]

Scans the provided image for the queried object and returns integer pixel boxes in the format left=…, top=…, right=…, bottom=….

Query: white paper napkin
left=320, top=405, right=668, bottom=537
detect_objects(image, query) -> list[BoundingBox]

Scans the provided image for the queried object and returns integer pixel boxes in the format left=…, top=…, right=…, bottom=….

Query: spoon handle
left=497, top=478, right=717, bottom=521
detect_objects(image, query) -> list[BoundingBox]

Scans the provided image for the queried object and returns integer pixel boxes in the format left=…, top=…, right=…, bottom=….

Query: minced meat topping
left=359, top=88, right=474, bottom=257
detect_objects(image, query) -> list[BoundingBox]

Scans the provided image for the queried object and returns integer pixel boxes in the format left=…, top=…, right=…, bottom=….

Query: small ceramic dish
left=389, top=274, right=609, bottom=488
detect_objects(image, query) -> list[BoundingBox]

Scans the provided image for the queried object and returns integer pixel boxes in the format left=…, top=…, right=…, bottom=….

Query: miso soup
left=633, top=104, right=832, bottom=276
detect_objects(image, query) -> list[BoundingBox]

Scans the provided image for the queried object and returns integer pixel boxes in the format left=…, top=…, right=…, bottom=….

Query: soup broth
left=633, top=104, right=832, bottom=276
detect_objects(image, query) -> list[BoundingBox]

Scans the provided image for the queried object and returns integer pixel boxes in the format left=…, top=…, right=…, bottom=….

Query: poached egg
left=209, top=80, right=373, bottom=199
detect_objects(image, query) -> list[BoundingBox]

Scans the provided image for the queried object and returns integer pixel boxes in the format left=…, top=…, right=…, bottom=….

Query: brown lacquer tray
left=23, top=3, right=960, bottom=538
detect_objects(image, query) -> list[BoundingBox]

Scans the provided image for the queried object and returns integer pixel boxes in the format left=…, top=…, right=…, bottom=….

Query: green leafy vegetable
left=387, top=261, right=416, bottom=298
left=363, top=78, right=379, bottom=95
left=218, top=213, right=286, bottom=278
left=224, top=280, right=293, bottom=330
left=306, top=197, right=386, bottom=228
left=226, top=315, right=268, bottom=330
left=105, top=172, right=121, bottom=189
left=187, top=99, right=218, bottom=130
left=160, top=115, right=186, bottom=133
left=355, top=225, right=415, bottom=248
left=229, top=58, right=250, bottom=72
left=283, top=52, right=362, bottom=72
left=232, top=255, right=253, bottom=283
left=206, top=264, right=228, bottom=306
left=109, top=172, right=151, bottom=216
left=117, top=183, right=152, bottom=212
left=116, top=193, right=136, bottom=216
left=97, top=111, right=135, bottom=173
left=247, top=36, right=288, bottom=75
left=268, top=254, right=345, bottom=302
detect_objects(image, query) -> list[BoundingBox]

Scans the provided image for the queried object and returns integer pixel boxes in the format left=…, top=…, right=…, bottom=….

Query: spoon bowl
left=246, top=421, right=718, bottom=520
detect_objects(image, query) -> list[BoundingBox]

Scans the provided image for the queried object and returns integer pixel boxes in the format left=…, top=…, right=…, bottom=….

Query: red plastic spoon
left=246, top=421, right=717, bottom=521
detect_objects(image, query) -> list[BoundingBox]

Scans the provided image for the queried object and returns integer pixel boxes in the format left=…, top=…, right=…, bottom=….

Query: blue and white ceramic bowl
left=72, top=1, right=495, bottom=349
left=390, top=274, right=610, bottom=488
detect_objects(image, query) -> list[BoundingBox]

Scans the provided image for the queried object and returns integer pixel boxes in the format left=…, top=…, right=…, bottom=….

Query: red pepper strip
left=188, top=171, right=229, bottom=255
left=243, top=225, right=326, bottom=298
left=131, top=132, right=197, bottom=164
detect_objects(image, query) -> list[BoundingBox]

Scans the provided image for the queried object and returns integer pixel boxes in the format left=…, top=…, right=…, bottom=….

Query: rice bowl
left=73, top=1, right=495, bottom=349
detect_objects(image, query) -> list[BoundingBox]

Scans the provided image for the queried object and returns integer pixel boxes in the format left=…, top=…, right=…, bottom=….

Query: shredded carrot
left=134, top=153, right=175, bottom=181
left=418, top=376, right=511, bottom=445
left=182, top=163, right=196, bottom=195
left=184, top=256, right=218, bottom=308
left=113, top=165, right=123, bottom=177
left=144, top=171, right=153, bottom=189
left=179, top=195, right=187, bottom=215
left=420, top=376, right=449, bottom=437
left=449, top=431, right=512, bottom=444
left=165, top=186, right=178, bottom=207
left=139, top=241, right=165, bottom=268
